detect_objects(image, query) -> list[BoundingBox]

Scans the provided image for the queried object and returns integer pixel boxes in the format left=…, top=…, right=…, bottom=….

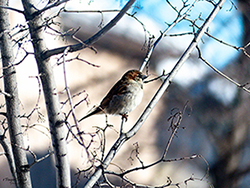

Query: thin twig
left=239, top=42, right=250, bottom=58
left=24, top=75, right=42, bottom=119
left=0, top=5, right=24, bottom=14
left=62, top=47, right=85, bottom=146
left=143, top=70, right=169, bottom=83
left=139, top=0, right=199, bottom=71
left=0, top=88, right=12, bottom=97
left=196, top=46, right=250, bottom=93
left=33, top=0, right=69, bottom=18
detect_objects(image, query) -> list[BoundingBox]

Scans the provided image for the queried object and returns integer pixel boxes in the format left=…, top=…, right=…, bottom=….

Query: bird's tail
left=78, top=106, right=103, bottom=122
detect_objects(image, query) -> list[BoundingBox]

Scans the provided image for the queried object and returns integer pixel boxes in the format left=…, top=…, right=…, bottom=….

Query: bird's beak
left=142, top=74, right=148, bottom=81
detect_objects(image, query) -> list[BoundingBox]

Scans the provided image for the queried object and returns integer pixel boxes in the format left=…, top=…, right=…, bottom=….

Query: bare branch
left=0, top=88, right=12, bottom=97
left=63, top=8, right=153, bottom=48
left=143, top=69, right=169, bottom=83
left=0, top=5, right=24, bottom=14
left=57, top=53, right=99, bottom=67
left=38, top=0, right=69, bottom=14
left=114, top=107, right=185, bottom=177
left=42, top=0, right=137, bottom=60
left=27, top=148, right=53, bottom=168
left=239, top=42, right=250, bottom=58
left=185, top=16, right=250, bottom=59
left=62, top=47, right=86, bottom=148
left=139, top=0, right=199, bottom=71
left=24, top=75, right=43, bottom=119
left=196, top=46, right=250, bottom=93
left=84, top=1, right=226, bottom=187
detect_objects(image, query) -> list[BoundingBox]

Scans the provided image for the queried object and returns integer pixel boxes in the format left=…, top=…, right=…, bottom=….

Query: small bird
left=79, top=69, right=147, bottom=122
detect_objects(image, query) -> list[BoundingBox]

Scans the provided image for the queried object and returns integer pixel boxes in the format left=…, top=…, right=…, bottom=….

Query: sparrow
left=79, top=69, right=147, bottom=122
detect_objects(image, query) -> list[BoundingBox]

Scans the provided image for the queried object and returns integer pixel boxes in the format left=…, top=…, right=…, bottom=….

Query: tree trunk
left=0, top=0, right=32, bottom=187
left=21, top=0, right=71, bottom=187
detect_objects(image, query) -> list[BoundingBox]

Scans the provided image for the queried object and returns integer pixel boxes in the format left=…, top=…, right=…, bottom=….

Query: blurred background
left=0, top=0, right=250, bottom=187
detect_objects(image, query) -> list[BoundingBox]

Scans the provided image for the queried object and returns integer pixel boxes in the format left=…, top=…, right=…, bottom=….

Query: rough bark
left=21, top=0, right=71, bottom=187
left=0, top=0, right=32, bottom=187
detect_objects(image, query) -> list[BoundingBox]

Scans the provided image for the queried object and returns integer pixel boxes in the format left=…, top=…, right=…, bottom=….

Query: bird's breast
left=106, top=83, right=143, bottom=115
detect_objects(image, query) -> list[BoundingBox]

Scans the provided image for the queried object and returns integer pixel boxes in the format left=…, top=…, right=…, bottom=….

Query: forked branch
left=84, top=1, right=226, bottom=187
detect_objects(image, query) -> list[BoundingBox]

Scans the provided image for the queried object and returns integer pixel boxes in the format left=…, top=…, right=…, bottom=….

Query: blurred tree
left=208, top=0, right=250, bottom=187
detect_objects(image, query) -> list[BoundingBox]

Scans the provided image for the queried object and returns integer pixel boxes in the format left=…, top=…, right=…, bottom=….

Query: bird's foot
left=121, top=114, right=128, bottom=122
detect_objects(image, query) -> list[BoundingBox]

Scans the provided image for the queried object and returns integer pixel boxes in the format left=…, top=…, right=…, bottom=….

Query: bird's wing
left=100, top=79, right=128, bottom=108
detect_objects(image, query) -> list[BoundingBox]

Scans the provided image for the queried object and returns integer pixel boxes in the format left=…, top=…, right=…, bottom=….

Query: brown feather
left=79, top=69, right=147, bottom=122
